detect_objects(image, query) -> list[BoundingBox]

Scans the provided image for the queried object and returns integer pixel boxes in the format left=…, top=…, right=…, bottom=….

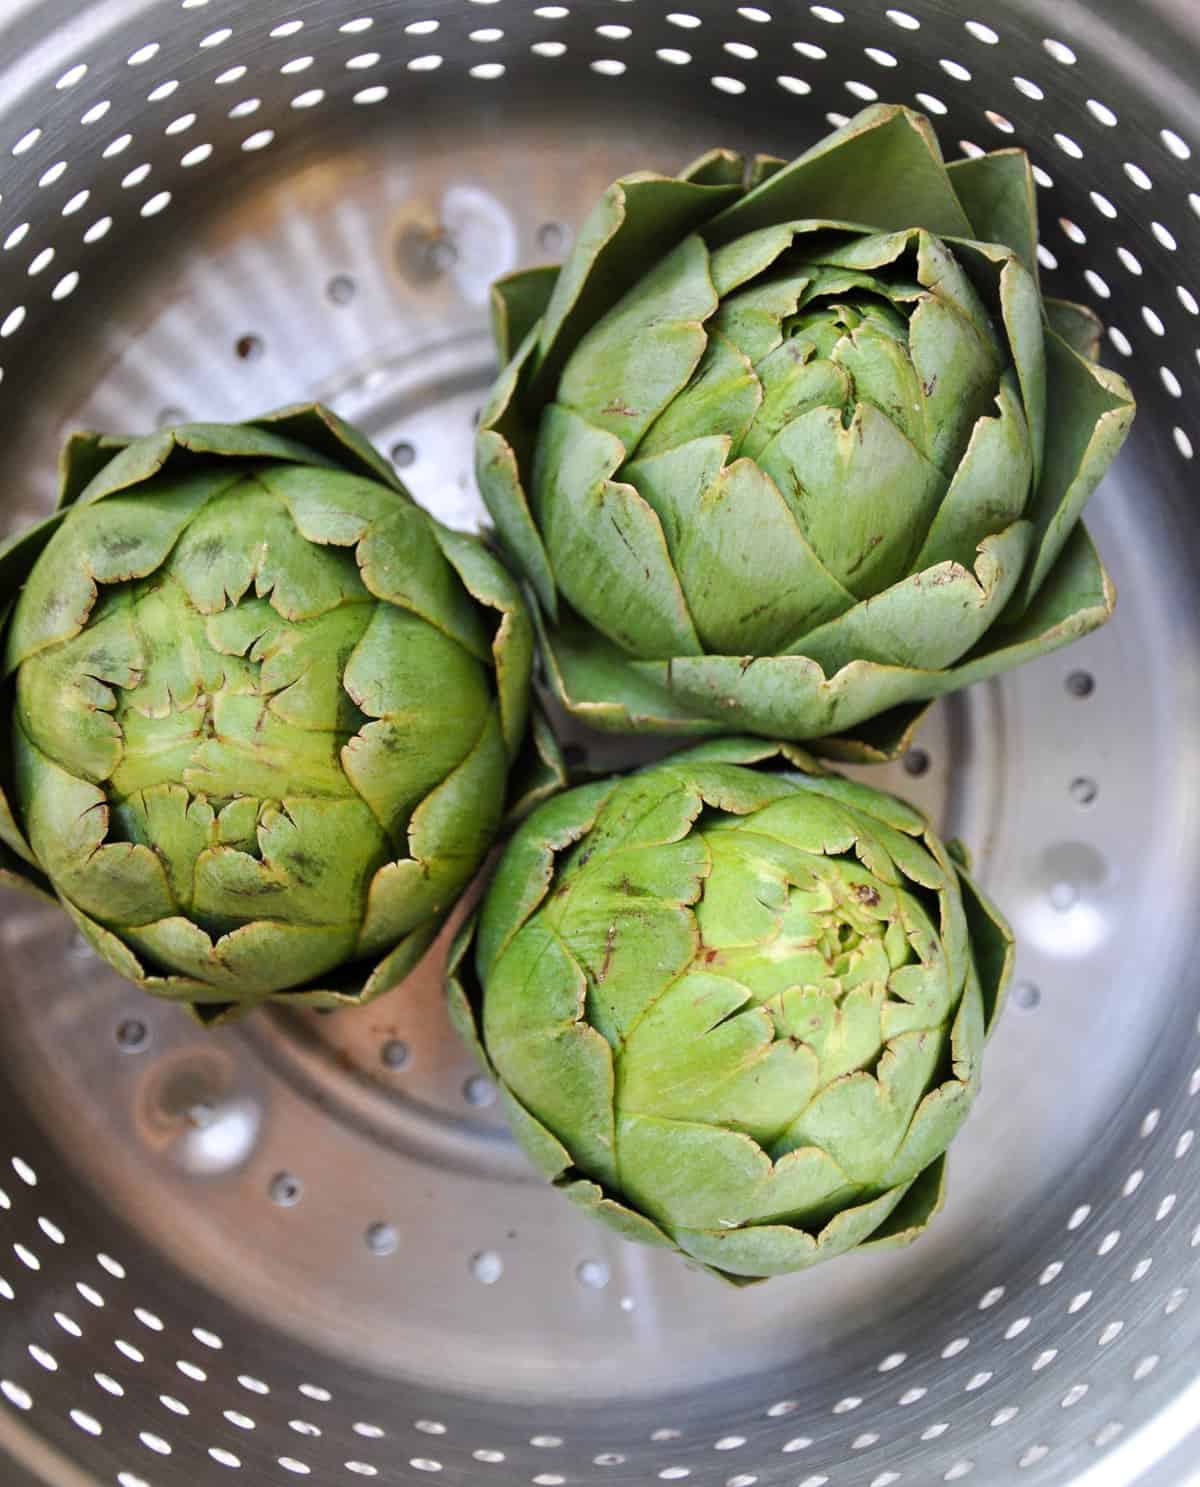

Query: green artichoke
left=449, top=738, right=1012, bottom=1281
left=478, top=103, right=1135, bottom=758
left=0, top=405, right=535, bottom=1021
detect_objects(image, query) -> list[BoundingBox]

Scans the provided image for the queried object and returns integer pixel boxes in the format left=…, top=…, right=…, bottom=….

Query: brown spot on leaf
left=852, top=884, right=881, bottom=906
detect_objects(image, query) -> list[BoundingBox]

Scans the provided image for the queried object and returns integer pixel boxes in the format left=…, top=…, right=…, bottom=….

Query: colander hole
left=1005, top=1318, right=1031, bottom=1339
left=900, top=1387, right=927, bottom=1405
left=55, top=1312, right=82, bottom=1337
left=474, top=1448, right=505, bottom=1462
left=1065, top=669, right=1095, bottom=697
left=390, top=443, right=417, bottom=471
left=159, top=1394, right=189, bottom=1416
left=345, top=1467, right=379, bottom=1479
left=116, top=1018, right=149, bottom=1052
left=134, top=1308, right=163, bottom=1331
left=177, top=1361, right=207, bottom=1382
left=224, top=1410, right=255, bottom=1429
left=1070, top=777, right=1098, bottom=806
left=270, top=1172, right=304, bottom=1207
left=328, top=274, right=357, bottom=305
left=13, top=1244, right=40, bottom=1271
left=365, top=1222, right=398, bottom=1256
left=209, top=1449, right=241, bottom=1469
left=1, top=1381, right=32, bottom=1410
left=114, top=1340, right=144, bottom=1364
left=94, top=1373, right=123, bottom=1396
left=1011, top=982, right=1041, bottom=1012
left=235, top=334, right=263, bottom=361
left=782, top=1435, right=813, bottom=1450
left=902, top=746, right=930, bottom=776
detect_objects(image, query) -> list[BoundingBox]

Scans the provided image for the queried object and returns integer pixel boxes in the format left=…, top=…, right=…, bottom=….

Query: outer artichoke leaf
left=757, top=401, right=946, bottom=599
left=676, top=1181, right=908, bottom=1276
left=1010, top=328, right=1135, bottom=611
left=567, top=760, right=707, bottom=858
left=614, top=1112, right=774, bottom=1230
left=16, top=728, right=176, bottom=927
left=533, top=172, right=742, bottom=397
left=0, top=511, right=69, bottom=619
left=559, top=1178, right=678, bottom=1247
left=940, top=240, right=1046, bottom=486
left=503, top=1086, right=576, bottom=1181
left=946, top=148, right=1039, bottom=280
left=661, top=735, right=818, bottom=772
left=948, top=521, right=1114, bottom=681
left=915, top=371, right=1033, bottom=571
left=445, top=912, right=492, bottom=1067
left=630, top=446, right=855, bottom=654
left=255, top=402, right=404, bottom=491
left=880, top=976, right=983, bottom=1187
left=59, top=894, right=148, bottom=987
left=792, top=522, right=1034, bottom=673
left=59, top=431, right=128, bottom=510
left=678, top=147, right=746, bottom=187
left=809, top=701, right=931, bottom=764
left=705, top=104, right=973, bottom=246
left=538, top=605, right=721, bottom=734
left=533, top=404, right=701, bottom=658
left=789, top=770, right=925, bottom=836
left=476, top=326, right=558, bottom=617
left=638, top=651, right=934, bottom=741
left=352, top=919, right=443, bottom=1006
left=432, top=522, right=532, bottom=760
left=748, top=153, right=786, bottom=189
left=137, top=916, right=359, bottom=998
left=1044, top=297, right=1103, bottom=362
left=5, top=473, right=222, bottom=671
left=504, top=703, right=569, bottom=826
left=859, top=1155, right=948, bottom=1250
left=356, top=710, right=507, bottom=952
left=15, top=596, right=139, bottom=782
left=955, top=864, right=1015, bottom=1034
left=0, top=844, right=55, bottom=901
left=557, top=234, right=717, bottom=451
left=173, top=421, right=344, bottom=470
left=490, top=265, right=560, bottom=364
left=475, top=778, right=614, bottom=975
left=485, top=924, right=618, bottom=1188
left=914, top=231, right=1001, bottom=351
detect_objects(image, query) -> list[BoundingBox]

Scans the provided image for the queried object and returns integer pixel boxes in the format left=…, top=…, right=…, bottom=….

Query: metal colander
left=1, top=0, right=1198, bottom=1483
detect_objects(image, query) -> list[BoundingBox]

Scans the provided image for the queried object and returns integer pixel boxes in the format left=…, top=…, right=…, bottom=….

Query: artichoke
left=0, top=405, right=535, bottom=1021
left=478, top=103, right=1135, bottom=758
left=449, top=738, right=1012, bottom=1282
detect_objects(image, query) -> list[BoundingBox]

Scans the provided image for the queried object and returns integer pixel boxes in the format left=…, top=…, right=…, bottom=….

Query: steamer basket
left=1, top=1, right=1198, bottom=1483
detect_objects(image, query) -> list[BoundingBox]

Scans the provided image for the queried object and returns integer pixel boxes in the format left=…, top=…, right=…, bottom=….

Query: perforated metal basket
left=1, top=1, right=1199, bottom=1484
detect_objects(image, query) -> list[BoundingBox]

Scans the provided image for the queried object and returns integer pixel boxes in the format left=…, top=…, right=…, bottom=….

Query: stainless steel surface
left=0, top=1, right=1198, bottom=1484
